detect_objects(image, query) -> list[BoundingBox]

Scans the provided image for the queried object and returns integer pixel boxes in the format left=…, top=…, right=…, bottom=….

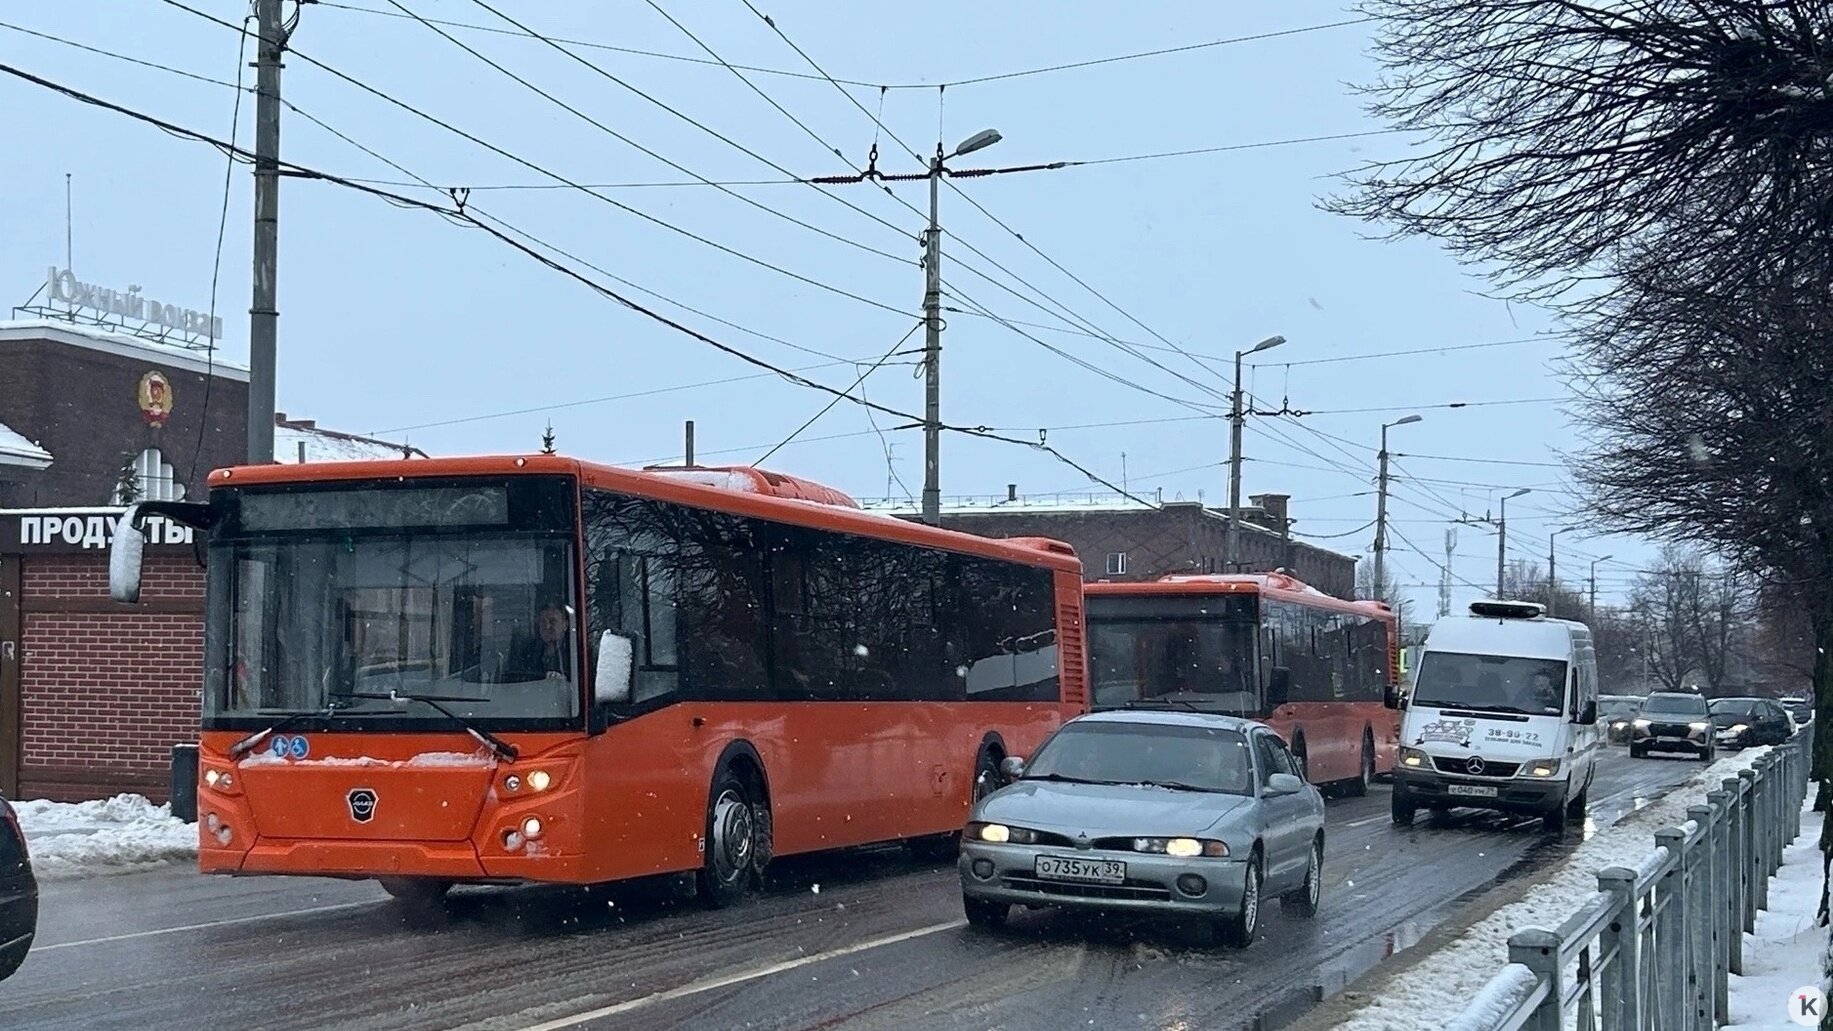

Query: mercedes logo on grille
left=1465, top=756, right=1487, bottom=776
left=347, top=787, right=378, bottom=823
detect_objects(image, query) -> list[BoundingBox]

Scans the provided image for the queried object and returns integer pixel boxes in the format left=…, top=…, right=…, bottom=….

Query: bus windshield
left=1089, top=618, right=1258, bottom=712
left=206, top=534, right=581, bottom=725
left=1412, top=652, right=1568, bottom=717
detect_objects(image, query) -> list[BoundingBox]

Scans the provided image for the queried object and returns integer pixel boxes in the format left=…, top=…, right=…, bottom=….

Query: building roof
left=273, top=414, right=427, bottom=464
left=0, top=418, right=52, bottom=470
left=0, top=319, right=248, bottom=380
left=860, top=492, right=1352, bottom=556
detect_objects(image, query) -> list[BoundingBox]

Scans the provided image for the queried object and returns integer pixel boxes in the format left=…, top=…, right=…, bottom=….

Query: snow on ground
left=13, top=794, right=197, bottom=880
left=1336, top=748, right=1781, bottom=1031
left=1724, top=793, right=1831, bottom=1030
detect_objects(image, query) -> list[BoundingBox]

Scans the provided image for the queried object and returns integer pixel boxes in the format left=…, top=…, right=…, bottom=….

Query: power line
left=941, top=19, right=1376, bottom=87
left=317, top=2, right=1372, bottom=91
left=755, top=321, right=923, bottom=465
left=1291, top=397, right=1568, bottom=416
left=1396, top=452, right=1567, bottom=469
left=736, top=1, right=1238, bottom=406
left=1246, top=336, right=1561, bottom=368
left=0, top=19, right=241, bottom=90
left=159, top=0, right=913, bottom=317
left=4, top=59, right=1155, bottom=507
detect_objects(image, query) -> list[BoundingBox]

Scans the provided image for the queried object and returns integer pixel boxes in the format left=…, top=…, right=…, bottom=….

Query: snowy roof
left=0, top=319, right=248, bottom=380
left=859, top=492, right=1284, bottom=536
left=273, top=414, right=426, bottom=464
left=0, top=418, right=52, bottom=470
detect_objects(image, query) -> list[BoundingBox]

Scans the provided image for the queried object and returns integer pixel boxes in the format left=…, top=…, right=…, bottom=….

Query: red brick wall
left=18, top=553, right=203, bottom=801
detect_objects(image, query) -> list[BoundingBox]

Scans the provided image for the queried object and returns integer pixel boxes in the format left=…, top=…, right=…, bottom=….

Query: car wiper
left=349, top=690, right=519, bottom=761
left=1025, top=773, right=1110, bottom=785
left=1136, top=780, right=1218, bottom=793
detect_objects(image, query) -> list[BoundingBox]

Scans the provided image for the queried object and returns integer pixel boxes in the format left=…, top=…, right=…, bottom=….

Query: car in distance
left=1600, top=697, right=1642, bottom=745
left=1628, top=692, right=1715, bottom=760
left=0, top=794, right=36, bottom=982
left=1708, top=697, right=1793, bottom=750
left=958, top=710, right=1324, bottom=947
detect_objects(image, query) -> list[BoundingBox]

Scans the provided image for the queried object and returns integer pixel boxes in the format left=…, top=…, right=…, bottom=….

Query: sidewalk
left=1724, top=793, right=1831, bottom=1029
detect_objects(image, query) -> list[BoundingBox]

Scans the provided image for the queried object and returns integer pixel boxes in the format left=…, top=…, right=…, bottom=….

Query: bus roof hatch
left=1468, top=599, right=1546, bottom=620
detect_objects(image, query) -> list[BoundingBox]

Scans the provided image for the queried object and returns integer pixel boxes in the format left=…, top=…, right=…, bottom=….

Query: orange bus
left=1083, top=573, right=1399, bottom=793
left=109, top=456, right=1087, bottom=905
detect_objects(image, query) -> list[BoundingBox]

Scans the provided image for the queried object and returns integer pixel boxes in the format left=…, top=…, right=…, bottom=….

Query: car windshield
left=1709, top=699, right=1758, bottom=716
left=1641, top=693, right=1708, bottom=716
left=1023, top=721, right=1255, bottom=795
left=1411, top=652, right=1568, bottom=716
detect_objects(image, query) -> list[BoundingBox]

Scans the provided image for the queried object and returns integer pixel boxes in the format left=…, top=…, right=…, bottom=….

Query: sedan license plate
left=1447, top=784, right=1498, bottom=798
left=1035, top=855, right=1126, bottom=885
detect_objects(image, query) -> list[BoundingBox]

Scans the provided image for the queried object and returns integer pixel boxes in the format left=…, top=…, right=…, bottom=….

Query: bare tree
left=1356, top=560, right=1414, bottom=627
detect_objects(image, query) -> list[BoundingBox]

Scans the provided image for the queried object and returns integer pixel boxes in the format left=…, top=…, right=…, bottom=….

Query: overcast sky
left=0, top=1, right=1655, bottom=615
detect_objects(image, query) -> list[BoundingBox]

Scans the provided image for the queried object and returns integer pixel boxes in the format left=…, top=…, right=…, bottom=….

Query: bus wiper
left=350, top=690, right=519, bottom=761
left=230, top=702, right=342, bottom=758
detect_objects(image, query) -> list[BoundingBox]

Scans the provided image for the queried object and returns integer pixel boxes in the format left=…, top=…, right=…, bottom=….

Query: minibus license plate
left=1448, top=784, right=1498, bottom=798
left=1035, top=856, right=1125, bottom=884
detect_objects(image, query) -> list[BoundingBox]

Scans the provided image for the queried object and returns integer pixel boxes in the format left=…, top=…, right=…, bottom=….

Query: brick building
left=863, top=490, right=1358, bottom=600
left=0, top=319, right=421, bottom=800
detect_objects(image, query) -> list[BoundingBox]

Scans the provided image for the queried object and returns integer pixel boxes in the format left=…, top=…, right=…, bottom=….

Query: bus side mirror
left=1267, top=668, right=1291, bottom=707
left=999, top=756, right=1026, bottom=782
left=1383, top=684, right=1401, bottom=710
left=1577, top=700, right=1598, bottom=725
left=595, top=631, right=633, bottom=704
left=109, top=505, right=149, bottom=603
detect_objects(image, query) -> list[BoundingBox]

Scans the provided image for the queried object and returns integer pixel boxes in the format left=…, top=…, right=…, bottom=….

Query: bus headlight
left=1399, top=746, right=1429, bottom=768
left=529, top=770, right=552, bottom=792
left=522, top=817, right=543, bottom=840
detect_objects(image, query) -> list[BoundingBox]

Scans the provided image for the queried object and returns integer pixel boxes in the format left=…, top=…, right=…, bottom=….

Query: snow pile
left=1724, top=794, right=1831, bottom=1029
left=1338, top=748, right=1780, bottom=1031
left=13, top=793, right=196, bottom=880
left=239, top=750, right=492, bottom=769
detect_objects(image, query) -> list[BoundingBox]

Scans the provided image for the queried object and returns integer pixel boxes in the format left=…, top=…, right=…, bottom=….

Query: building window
left=1105, top=552, right=1128, bottom=576
left=116, top=447, right=185, bottom=503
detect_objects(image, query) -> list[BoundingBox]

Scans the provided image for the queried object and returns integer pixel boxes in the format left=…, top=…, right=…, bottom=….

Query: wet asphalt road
left=1, top=751, right=1708, bottom=1031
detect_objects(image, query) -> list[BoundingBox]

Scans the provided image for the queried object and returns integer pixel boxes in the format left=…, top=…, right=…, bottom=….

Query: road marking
left=35, top=900, right=377, bottom=951
left=515, top=919, right=967, bottom=1030
left=1343, top=815, right=1387, bottom=829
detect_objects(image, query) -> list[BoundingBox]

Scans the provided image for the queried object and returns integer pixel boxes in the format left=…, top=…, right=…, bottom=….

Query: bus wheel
left=1292, top=740, right=1310, bottom=782
left=698, top=772, right=759, bottom=909
left=1346, top=733, right=1374, bottom=798
left=378, top=878, right=451, bottom=907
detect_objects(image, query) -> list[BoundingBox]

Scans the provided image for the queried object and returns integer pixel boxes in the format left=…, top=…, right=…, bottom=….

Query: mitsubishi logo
left=1466, top=756, right=1487, bottom=776
left=347, top=787, right=378, bottom=823
left=1075, top=832, right=1092, bottom=851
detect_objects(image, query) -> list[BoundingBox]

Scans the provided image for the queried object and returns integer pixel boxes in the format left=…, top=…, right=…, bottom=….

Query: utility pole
left=1547, top=531, right=1561, bottom=615
left=1373, top=414, right=1422, bottom=603
left=1496, top=487, right=1531, bottom=597
left=1226, top=334, right=1286, bottom=571
left=1588, top=554, right=1613, bottom=621
left=920, top=144, right=944, bottom=525
left=248, top=0, right=285, bottom=465
left=1440, top=527, right=1457, bottom=618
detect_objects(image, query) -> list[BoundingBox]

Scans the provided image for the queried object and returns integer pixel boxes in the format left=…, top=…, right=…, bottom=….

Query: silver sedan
left=958, top=710, right=1326, bottom=947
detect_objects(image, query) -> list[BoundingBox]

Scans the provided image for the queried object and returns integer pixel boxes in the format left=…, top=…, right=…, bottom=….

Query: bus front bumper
left=1393, top=768, right=1565, bottom=813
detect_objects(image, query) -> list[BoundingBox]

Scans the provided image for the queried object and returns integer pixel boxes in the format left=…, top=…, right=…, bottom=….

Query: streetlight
left=1497, top=487, right=1531, bottom=597
left=1589, top=554, right=1614, bottom=619
left=918, top=128, right=1002, bottom=525
left=1373, top=414, right=1424, bottom=603
left=1226, top=335, right=1287, bottom=572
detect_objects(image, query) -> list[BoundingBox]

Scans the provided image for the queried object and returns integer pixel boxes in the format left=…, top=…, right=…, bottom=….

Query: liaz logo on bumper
left=347, top=788, right=378, bottom=823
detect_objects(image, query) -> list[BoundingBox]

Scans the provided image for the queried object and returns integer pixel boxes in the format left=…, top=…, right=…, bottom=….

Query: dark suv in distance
left=1629, top=692, right=1715, bottom=760
left=1709, top=697, right=1793, bottom=750
left=0, top=794, right=35, bottom=981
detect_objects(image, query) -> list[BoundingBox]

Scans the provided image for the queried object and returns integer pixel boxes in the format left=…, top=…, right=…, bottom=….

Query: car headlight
left=1133, top=836, right=1228, bottom=857
left=1729, top=724, right=1749, bottom=735
left=1632, top=718, right=1651, bottom=728
left=1519, top=758, right=1561, bottom=778
left=967, top=822, right=1039, bottom=844
left=1610, top=721, right=1627, bottom=730
left=1398, top=746, right=1429, bottom=768
left=1690, top=721, right=1711, bottom=732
